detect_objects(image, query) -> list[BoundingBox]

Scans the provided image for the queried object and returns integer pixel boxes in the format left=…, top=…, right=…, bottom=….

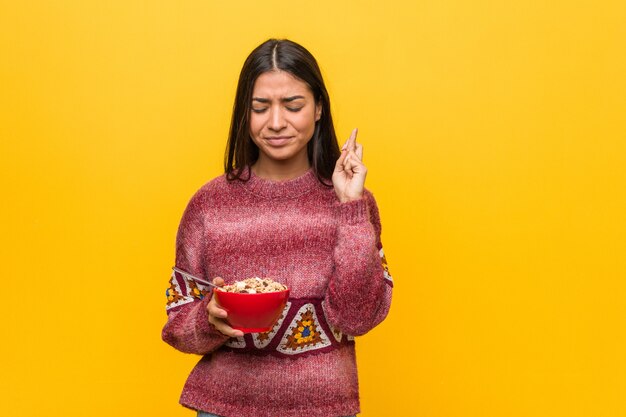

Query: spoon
left=172, top=267, right=222, bottom=290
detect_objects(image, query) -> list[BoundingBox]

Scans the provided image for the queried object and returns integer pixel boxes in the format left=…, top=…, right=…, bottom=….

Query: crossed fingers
left=338, top=128, right=364, bottom=178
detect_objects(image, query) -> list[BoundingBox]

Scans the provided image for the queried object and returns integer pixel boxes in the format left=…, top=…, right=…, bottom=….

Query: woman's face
left=249, top=70, right=321, bottom=173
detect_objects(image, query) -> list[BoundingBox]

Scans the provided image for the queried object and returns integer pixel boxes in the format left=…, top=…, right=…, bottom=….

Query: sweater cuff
left=337, top=197, right=370, bottom=224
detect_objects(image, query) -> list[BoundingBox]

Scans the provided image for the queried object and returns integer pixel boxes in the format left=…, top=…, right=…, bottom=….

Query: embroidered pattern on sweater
left=329, top=323, right=343, bottom=343
left=276, top=304, right=331, bottom=355
left=380, top=248, right=393, bottom=283
left=166, top=271, right=194, bottom=310
left=166, top=275, right=186, bottom=307
left=188, top=280, right=210, bottom=300
left=225, top=336, right=246, bottom=349
left=221, top=299, right=351, bottom=357
left=165, top=270, right=212, bottom=311
left=252, top=302, right=291, bottom=349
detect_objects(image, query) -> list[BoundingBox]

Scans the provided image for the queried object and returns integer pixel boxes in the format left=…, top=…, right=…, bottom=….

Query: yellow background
left=1, top=1, right=625, bottom=416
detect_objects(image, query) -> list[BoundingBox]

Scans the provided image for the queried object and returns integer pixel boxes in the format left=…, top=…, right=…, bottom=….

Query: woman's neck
left=251, top=158, right=311, bottom=181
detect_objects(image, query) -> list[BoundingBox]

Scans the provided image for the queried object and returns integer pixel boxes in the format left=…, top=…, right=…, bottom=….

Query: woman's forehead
left=252, top=70, right=312, bottom=98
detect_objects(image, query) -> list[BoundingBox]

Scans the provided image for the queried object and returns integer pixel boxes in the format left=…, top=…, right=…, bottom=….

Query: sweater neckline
left=239, top=167, right=319, bottom=199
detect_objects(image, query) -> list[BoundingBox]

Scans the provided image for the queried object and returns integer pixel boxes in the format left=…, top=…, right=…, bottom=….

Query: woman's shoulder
left=185, top=173, right=233, bottom=206
left=197, top=173, right=230, bottom=193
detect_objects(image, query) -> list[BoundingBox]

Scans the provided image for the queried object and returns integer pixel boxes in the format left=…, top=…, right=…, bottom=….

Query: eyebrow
left=252, top=95, right=306, bottom=104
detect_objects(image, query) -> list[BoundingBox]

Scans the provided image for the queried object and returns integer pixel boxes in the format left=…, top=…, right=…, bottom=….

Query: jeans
left=198, top=413, right=356, bottom=417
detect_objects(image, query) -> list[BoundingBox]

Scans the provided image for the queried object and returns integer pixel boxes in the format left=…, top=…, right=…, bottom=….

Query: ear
left=315, top=102, right=322, bottom=122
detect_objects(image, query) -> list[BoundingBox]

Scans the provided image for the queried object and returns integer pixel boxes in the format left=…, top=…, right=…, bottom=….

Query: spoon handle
left=172, top=267, right=220, bottom=289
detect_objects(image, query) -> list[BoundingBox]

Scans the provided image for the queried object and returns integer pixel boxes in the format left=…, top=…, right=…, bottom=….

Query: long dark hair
left=224, top=39, right=340, bottom=185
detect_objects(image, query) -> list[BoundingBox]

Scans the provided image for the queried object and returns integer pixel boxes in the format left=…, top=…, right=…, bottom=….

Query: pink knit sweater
left=162, top=168, right=393, bottom=417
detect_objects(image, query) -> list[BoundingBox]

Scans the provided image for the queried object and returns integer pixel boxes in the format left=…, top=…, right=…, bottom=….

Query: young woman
left=162, top=38, right=393, bottom=417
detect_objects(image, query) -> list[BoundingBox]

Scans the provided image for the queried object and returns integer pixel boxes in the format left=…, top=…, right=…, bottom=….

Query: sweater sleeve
left=323, top=189, right=393, bottom=336
left=161, top=189, right=229, bottom=354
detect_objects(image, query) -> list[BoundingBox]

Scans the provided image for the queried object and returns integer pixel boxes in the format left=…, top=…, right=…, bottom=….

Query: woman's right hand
left=207, top=277, right=244, bottom=338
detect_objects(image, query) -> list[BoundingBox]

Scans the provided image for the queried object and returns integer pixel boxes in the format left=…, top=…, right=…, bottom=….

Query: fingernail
left=341, top=142, right=347, bottom=151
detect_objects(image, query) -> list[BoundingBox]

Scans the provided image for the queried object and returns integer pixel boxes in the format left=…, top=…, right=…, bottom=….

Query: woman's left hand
left=332, top=128, right=367, bottom=203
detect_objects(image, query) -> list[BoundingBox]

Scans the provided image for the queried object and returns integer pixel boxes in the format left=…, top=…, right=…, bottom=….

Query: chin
left=261, top=148, right=298, bottom=161
left=268, top=153, right=296, bottom=162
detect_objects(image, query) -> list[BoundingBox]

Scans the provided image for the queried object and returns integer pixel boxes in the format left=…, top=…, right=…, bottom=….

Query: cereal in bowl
left=221, top=277, right=287, bottom=294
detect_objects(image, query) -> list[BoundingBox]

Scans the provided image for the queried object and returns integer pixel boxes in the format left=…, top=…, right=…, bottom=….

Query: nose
left=268, top=107, right=287, bottom=131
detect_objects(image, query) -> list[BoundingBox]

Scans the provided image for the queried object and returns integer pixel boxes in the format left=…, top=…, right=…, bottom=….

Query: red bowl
left=213, top=288, right=290, bottom=333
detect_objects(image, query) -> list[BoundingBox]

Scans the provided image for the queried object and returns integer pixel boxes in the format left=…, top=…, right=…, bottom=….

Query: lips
left=264, top=136, right=293, bottom=146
